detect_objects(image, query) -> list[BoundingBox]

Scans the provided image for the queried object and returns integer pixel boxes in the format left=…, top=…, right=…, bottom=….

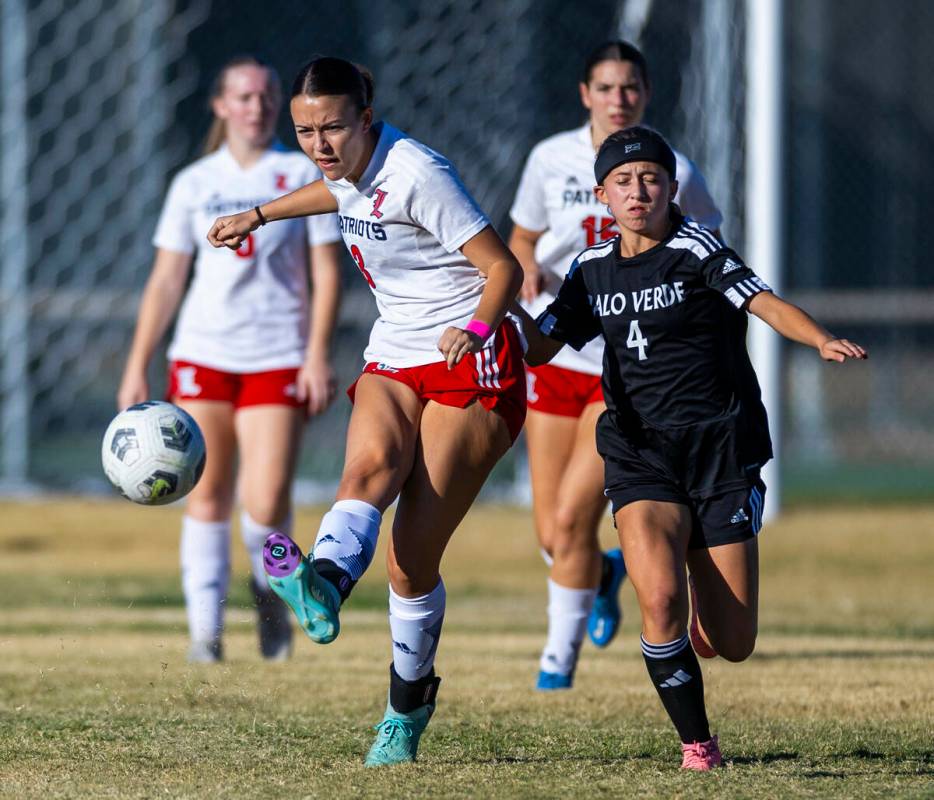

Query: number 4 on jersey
left=627, top=320, right=648, bottom=360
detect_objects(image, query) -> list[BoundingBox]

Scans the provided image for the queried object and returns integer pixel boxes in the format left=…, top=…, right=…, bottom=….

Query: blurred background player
left=520, top=126, right=867, bottom=768
left=117, top=55, right=343, bottom=663
left=207, top=57, right=526, bottom=767
left=508, top=41, right=723, bottom=690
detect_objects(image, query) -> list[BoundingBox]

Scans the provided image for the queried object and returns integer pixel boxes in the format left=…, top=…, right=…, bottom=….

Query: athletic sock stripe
left=641, top=633, right=689, bottom=659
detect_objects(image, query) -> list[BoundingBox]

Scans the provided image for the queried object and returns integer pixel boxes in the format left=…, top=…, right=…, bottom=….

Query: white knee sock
left=240, top=510, right=292, bottom=587
left=311, top=499, right=381, bottom=582
left=539, top=547, right=554, bottom=567
left=180, top=516, right=231, bottom=645
left=389, top=580, right=446, bottom=681
left=539, top=579, right=596, bottom=675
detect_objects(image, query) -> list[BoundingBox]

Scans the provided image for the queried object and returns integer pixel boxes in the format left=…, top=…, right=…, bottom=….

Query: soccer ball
left=101, top=401, right=206, bottom=505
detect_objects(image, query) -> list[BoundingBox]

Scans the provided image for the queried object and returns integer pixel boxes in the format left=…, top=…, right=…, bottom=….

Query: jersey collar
left=615, top=209, right=686, bottom=264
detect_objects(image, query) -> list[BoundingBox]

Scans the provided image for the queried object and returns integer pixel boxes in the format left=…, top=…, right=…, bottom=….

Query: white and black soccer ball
left=101, top=401, right=206, bottom=505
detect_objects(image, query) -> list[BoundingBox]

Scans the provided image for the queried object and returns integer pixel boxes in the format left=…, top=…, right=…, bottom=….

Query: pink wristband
left=465, top=319, right=493, bottom=341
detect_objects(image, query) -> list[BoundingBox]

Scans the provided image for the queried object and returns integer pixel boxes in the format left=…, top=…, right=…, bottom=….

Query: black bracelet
left=253, top=205, right=268, bottom=226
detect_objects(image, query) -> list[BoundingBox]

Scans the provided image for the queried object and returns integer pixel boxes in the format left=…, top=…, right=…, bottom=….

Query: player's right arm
left=508, top=224, right=546, bottom=303
left=207, top=179, right=338, bottom=250
left=117, top=248, right=193, bottom=409
left=520, top=256, right=602, bottom=366
left=510, top=302, right=564, bottom=366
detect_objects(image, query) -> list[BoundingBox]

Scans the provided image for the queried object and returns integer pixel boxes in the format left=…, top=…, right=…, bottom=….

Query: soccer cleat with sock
left=688, top=575, right=717, bottom=659
left=263, top=532, right=341, bottom=644
left=535, top=670, right=573, bottom=691
left=681, top=735, right=723, bottom=770
left=364, top=666, right=440, bottom=767
left=250, top=578, right=293, bottom=661
left=588, top=548, right=627, bottom=647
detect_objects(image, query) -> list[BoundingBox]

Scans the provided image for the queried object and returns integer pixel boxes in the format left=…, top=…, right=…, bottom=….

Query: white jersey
left=324, top=122, right=492, bottom=367
left=153, top=143, right=341, bottom=372
left=510, top=123, right=722, bottom=375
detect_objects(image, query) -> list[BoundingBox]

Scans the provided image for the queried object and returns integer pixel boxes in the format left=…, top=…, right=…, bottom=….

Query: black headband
left=594, top=134, right=677, bottom=184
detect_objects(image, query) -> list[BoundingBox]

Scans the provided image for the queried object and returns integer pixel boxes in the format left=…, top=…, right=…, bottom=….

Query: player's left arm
left=437, top=226, right=523, bottom=369
left=298, top=241, right=343, bottom=415
left=748, top=291, right=868, bottom=362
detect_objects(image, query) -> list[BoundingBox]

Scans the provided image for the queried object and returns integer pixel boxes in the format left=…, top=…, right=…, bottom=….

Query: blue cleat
left=263, top=532, right=340, bottom=644
left=588, top=548, right=627, bottom=647
left=536, top=670, right=573, bottom=691
left=364, top=702, right=434, bottom=767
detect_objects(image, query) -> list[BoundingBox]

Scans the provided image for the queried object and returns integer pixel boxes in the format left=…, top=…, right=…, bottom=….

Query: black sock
left=642, top=633, right=711, bottom=744
left=313, top=558, right=355, bottom=602
left=389, top=663, right=441, bottom=713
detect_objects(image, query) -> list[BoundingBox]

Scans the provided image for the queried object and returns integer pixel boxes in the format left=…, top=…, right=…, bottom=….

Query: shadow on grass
left=753, top=649, right=934, bottom=661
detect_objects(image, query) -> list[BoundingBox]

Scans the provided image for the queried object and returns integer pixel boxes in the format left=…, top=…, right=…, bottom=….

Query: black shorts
left=597, top=411, right=768, bottom=549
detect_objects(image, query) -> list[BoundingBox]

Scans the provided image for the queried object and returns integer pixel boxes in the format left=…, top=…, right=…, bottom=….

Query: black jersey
left=537, top=213, right=773, bottom=473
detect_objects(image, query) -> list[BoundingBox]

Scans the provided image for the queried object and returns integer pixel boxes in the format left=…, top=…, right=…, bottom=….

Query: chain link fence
left=2, top=0, right=931, bottom=503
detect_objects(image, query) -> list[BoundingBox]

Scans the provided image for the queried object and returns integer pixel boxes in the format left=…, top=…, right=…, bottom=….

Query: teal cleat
left=364, top=665, right=441, bottom=767
left=588, top=548, right=627, bottom=648
left=263, top=532, right=340, bottom=644
left=364, top=702, right=434, bottom=767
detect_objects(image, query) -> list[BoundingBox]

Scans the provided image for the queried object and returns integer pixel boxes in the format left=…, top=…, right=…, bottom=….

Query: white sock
left=240, top=510, right=292, bottom=587
left=539, top=547, right=554, bottom=567
left=539, top=579, right=596, bottom=676
left=389, top=580, right=446, bottom=681
left=180, top=516, right=231, bottom=645
left=311, top=499, right=381, bottom=582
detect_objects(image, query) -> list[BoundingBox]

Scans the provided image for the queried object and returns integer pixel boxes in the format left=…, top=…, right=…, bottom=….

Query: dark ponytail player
left=517, top=125, right=866, bottom=769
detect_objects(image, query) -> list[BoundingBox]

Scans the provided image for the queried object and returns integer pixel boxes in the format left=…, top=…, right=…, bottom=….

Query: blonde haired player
left=509, top=41, right=722, bottom=689
left=118, top=56, right=342, bottom=663
left=207, top=56, right=525, bottom=767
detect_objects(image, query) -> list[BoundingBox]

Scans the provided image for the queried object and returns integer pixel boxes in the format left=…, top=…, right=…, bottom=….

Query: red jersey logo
left=275, top=173, right=288, bottom=191
left=370, top=188, right=388, bottom=219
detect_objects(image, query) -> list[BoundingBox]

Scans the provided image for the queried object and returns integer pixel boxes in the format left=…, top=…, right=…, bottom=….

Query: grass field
left=1, top=500, right=932, bottom=798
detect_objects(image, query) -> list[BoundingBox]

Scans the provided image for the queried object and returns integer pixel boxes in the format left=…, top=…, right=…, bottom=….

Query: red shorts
left=167, top=361, right=303, bottom=409
left=347, top=321, right=527, bottom=442
left=526, top=363, right=604, bottom=417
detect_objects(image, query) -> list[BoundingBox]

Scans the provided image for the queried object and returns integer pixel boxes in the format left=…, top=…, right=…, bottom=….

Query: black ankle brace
left=389, top=663, right=441, bottom=713
left=313, top=558, right=355, bottom=602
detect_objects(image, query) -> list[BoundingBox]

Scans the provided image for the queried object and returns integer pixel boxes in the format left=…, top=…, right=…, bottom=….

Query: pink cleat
left=688, top=575, right=717, bottom=659
left=681, top=735, right=723, bottom=770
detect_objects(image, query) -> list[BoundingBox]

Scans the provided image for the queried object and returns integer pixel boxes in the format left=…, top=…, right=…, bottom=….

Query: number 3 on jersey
left=627, top=320, right=648, bottom=360
left=350, top=244, right=376, bottom=288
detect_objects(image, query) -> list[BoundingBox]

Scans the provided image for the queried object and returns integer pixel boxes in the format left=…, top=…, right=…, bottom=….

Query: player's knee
left=387, top=557, right=438, bottom=597
left=552, top=502, right=591, bottom=541
left=242, top=494, right=288, bottom=529
left=186, top=495, right=232, bottom=522
left=550, top=524, right=597, bottom=562
left=337, top=451, right=400, bottom=497
left=638, top=587, right=683, bottom=632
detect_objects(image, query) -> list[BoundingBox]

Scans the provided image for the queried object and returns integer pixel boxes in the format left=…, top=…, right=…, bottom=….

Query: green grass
left=0, top=501, right=932, bottom=798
